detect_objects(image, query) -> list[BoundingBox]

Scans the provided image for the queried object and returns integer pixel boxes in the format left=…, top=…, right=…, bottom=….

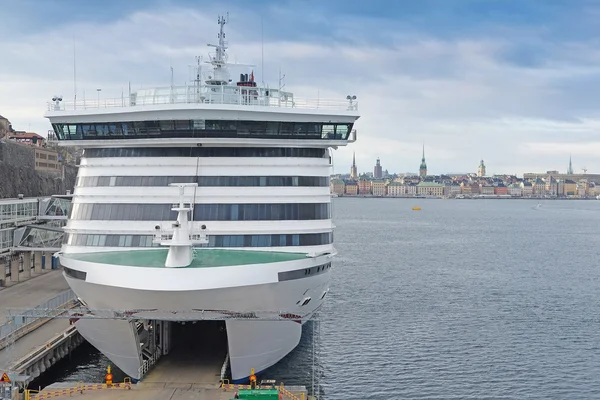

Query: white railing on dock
left=138, top=348, right=161, bottom=379
left=0, top=290, right=76, bottom=344
left=47, top=84, right=358, bottom=113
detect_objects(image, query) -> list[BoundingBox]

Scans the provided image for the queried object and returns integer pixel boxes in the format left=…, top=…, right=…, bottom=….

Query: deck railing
left=47, top=85, right=358, bottom=113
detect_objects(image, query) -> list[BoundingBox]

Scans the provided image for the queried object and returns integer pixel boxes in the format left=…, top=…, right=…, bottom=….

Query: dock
left=28, top=382, right=309, bottom=400
left=0, top=271, right=313, bottom=400
left=0, top=270, right=83, bottom=388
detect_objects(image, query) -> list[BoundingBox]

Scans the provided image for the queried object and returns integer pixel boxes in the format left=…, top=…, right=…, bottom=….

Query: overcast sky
left=2, top=0, right=600, bottom=176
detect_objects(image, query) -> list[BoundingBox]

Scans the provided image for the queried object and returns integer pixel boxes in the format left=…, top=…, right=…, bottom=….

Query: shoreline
left=331, top=195, right=599, bottom=200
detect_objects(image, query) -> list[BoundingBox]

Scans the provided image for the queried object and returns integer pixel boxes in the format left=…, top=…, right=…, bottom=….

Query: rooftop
left=63, top=248, right=308, bottom=269
left=8, top=132, right=45, bottom=139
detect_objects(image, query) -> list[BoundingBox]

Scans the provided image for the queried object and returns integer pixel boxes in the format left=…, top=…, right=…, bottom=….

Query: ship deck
left=62, top=248, right=308, bottom=268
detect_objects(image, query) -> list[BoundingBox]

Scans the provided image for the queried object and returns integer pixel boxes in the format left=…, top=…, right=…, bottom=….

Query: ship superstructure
left=46, top=15, right=359, bottom=382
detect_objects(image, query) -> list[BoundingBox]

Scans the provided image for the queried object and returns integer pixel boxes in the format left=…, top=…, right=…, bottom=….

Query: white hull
left=62, top=255, right=330, bottom=381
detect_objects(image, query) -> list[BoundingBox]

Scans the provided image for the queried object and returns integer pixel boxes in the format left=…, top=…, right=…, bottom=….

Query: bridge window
left=52, top=121, right=353, bottom=141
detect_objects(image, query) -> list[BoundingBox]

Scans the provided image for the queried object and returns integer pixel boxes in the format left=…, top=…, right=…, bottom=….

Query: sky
left=2, top=0, right=600, bottom=175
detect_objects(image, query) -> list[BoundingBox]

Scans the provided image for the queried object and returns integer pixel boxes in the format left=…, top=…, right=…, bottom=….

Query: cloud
left=1, top=1, right=600, bottom=176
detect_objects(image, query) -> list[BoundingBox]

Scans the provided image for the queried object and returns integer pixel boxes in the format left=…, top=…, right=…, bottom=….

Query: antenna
left=278, top=66, right=285, bottom=91
left=261, top=15, right=265, bottom=87
left=170, top=64, right=174, bottom=103
left=73, top=33, right=77, bottom=109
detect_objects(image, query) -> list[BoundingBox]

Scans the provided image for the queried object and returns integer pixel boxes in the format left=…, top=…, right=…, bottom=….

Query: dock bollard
left=105, top=365, right=113, bottom=386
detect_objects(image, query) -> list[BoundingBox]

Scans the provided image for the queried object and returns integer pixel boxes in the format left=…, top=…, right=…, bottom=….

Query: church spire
left=419, top=144, right=427, bottom=178
left=567, top=154, right=573, bottom=175
left=350, top=151, right=358, bottom=180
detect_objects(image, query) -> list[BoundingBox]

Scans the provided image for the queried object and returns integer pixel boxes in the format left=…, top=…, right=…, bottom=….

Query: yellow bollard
left=105, top=365, right=113, bottom=386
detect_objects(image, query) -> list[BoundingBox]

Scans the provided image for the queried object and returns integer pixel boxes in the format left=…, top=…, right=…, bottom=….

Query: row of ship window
left=66, top=233, right=333, bottom=247
left=70, top=203, right=331, bottom=221
left=84, top=147, right=328, bottom=159
left=52, top=121, right=353, bottom=141
left=77, top=176, right=329, bottom=188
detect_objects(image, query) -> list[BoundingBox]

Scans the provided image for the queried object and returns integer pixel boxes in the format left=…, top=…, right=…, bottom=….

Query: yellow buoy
left=412, top=206, right=421, bottom=211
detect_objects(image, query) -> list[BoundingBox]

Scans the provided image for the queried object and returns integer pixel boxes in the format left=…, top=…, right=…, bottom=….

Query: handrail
left=279, top=383, right=303, bottom=400
left=27, top=380, right=132, bottom=400
left=137, top=347, right=161, bottom=379
left=0, top=290, right=76, bottom=349
left=47, top=84, right=358, bottom=113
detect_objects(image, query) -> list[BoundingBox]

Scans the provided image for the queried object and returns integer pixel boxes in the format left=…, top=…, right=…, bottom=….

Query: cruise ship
left=45, top=16, right=359, bottom=382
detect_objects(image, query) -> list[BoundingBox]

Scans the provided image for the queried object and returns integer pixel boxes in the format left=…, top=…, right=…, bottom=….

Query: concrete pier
left=30, top=383, right=309, bottom=400
left=0, top=270, right=69, bottom=321
left=0, top=270, right=80, bottom=386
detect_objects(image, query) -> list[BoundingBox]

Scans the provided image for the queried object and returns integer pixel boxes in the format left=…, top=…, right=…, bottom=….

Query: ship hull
left=62, top=255, right=330, bottom=381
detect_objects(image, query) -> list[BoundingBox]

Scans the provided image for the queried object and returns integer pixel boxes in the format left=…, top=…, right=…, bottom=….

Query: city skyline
left=3, top=1, right=600, bottom=173
left=339, top=152, right=589, bottom=178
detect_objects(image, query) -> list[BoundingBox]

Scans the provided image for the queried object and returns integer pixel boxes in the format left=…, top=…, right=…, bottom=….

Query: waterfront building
left=387, top=181, right=405, bottom=196
left=419, top=145, right=427, bottom=177
left=406, top=183, right=418, bottom=195
left=508, top=183, right=522, bottom=196
left=449, top=183, right=461, bottom=196
left=358, top=178, right=371, bottom=195
left=417, top=181, right=444, bottom=196
left=345, top=180, right=359, bottom=195
left=371, top=180, right=386, bottom=196
left=531, top=177, right=545, bottom=196
left=374, top=158, right=383, bottom=179
left=459, top=182, right=471, bottom=194
left=494, top=184, right=508, bottom=196
left=544, top=176, right=558, bottom=196
left=330, top=179, right=345, bottom=196
left=521, top=181, right=533, bottom=196
left=557, top=180, right=565, bottom=196
left=478, top=160, right=486, bottom=177
left=480, top=185, right=494, bottom=195
left=563, top=179, right=577, bottom=196
left=350, top=151, right=358, bottom=180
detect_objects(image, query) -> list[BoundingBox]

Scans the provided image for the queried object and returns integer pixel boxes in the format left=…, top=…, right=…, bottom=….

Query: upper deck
left=46, top=84, right=358, bottom=115
left=44, top=15, right=360, bottom=146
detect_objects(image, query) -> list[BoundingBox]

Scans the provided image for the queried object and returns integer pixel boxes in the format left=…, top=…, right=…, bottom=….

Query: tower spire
left=419, top=144, right=427, bottom=178
left=568, top=154, right=573, bottom=175
left=350, top=151, right=358, bottom=180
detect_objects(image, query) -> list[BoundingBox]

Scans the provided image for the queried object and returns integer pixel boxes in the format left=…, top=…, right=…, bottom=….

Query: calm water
left=33, top=199, right=600, bottom=399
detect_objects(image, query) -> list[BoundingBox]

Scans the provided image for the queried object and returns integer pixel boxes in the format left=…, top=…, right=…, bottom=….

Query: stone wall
left=0, top=141, right=77, bottom=198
